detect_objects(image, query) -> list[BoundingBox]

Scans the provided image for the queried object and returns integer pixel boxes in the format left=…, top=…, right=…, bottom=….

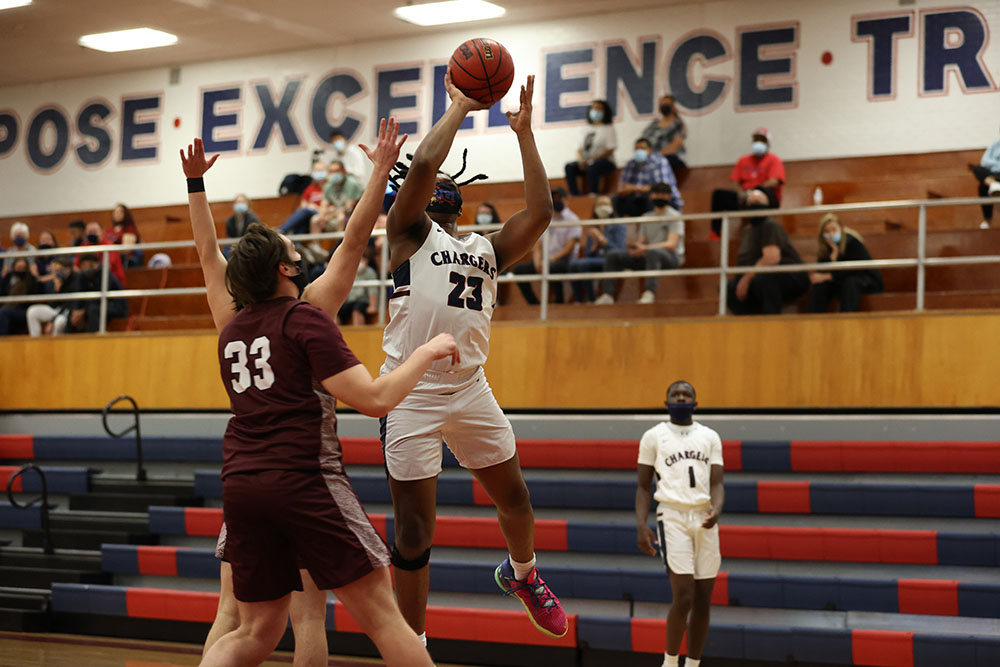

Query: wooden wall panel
left=1, top=313, right=998, bottom=410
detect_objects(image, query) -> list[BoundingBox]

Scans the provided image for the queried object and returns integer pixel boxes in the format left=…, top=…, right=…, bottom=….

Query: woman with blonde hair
left=808, top=213, right=883, bottom=313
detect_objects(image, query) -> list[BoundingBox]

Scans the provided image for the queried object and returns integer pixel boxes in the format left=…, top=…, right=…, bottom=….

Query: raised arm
left=179, top=138, right=232, bottom=332
left=488, top=76, right=554, bottom=272
left=386, top=72, right=488, bottom=243
left=302, top=118, right=406, bottom=316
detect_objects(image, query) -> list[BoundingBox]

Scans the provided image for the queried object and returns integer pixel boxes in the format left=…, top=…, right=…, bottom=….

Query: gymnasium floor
left=0, top=632, right=466, bottom=667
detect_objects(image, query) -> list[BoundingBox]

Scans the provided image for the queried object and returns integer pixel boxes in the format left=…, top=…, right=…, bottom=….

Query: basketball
left=448, top=38, right=515, bottom=105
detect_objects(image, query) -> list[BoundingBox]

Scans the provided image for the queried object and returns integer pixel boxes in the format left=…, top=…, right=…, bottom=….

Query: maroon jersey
left=218, top=296, right=360, bottom=478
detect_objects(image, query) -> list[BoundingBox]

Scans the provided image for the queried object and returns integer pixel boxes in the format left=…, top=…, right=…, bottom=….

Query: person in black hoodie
left=67, top=252, right=128, bottom=333
left=807, top=213, right=883, bottom=313
left=0, top=257, right=43, bottom=335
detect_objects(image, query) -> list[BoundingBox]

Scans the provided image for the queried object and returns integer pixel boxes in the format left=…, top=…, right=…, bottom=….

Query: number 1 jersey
left=638, top=421, right=724, bottom=508
left=382, top=225, right=499, bottom=375
left=217, top=296, right=361, bottom=478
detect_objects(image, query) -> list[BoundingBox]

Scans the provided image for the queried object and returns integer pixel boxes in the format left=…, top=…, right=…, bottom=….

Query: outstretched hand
left=506, top=75, right=534, bottom=135
left=180, top=138, right=219, bottom=179
left=360, top=117, right=408, bottom=174
left=444, top=70, right=492, bottom=112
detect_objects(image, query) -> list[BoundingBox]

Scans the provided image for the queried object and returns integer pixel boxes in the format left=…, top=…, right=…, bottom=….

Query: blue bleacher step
left=0, top=545, right=103, bottom=570
left=69, top=491, right=201, bottom=513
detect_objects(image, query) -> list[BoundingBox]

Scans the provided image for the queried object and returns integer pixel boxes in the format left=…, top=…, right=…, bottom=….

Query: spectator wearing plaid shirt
left=613, top=137, right=683, bottom=219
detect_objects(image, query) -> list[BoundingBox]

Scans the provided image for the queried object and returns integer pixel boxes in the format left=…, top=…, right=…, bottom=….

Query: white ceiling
left=0, top=0, right=686, bottom=87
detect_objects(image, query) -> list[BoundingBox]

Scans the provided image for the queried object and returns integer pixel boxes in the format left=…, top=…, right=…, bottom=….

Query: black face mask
left=552, top=200, right=565, bottom=212
left=288, top=259, right=309, bottom=296
left=86, top=233, right=100, bottom=244
left=82, top=268, right=99, bottom=280
left=660, top=103, right=673, bottom=115
left=426, top=181, right=462, bottom=215
left=651, top=198, right=672, bottom=208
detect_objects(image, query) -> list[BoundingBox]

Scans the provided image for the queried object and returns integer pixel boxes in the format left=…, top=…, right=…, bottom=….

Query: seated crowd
left=2, top=102, right=996, bottom=333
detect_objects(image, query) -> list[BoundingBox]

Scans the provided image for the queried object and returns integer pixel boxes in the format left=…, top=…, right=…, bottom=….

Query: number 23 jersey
left=382, top=224, right=499, bottom=374
left=638, top=421, right=724, bottom=508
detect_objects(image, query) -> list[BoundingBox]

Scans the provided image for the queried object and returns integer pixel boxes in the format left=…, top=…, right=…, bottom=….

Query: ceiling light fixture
left=78, top=28, right=178, bottom=53
left=0, top=0, right=32, bottom=11
left=394, top=0, right=505, bottom=27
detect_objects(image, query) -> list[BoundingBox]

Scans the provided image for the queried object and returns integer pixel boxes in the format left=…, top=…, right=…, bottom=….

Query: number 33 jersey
left=217, top=297, right=361, bottom=478
left=638, top=421, right=724, bottom=508
left=383, top=225, right=499, bottom=375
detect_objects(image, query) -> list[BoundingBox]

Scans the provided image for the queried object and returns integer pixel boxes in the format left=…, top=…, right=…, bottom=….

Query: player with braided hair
left=379, top=71, right=567, bottom=644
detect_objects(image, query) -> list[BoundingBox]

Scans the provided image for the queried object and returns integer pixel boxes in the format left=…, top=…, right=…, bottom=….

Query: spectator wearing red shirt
left=107, top=204, right=143, bottom=268
left=710, top=128, right=785, bottom=236
left=279, top=160, right=329, bottom=235
left=77, top=221, right=127, bottom=286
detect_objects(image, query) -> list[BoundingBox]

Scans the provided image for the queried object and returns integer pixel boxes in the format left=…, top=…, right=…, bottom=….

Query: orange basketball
left=448, top=38, right=515, bottom=105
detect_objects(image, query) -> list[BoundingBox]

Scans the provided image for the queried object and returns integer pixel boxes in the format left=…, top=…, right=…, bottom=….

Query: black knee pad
left=391, top=545, right=431, bottom=571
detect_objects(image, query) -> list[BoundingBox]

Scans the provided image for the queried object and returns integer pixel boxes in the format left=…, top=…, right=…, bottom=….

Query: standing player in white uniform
left=636, top=381, right=725, bottom=667
left=380, top=72, right=567, bottom=641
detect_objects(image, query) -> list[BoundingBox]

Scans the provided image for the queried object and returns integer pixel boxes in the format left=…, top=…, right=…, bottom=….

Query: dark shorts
left=222, top=468, right=391, bottom=602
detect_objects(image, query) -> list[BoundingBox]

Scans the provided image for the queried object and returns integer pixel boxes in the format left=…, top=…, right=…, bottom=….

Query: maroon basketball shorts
left=222, top=468, right=390, bottom=602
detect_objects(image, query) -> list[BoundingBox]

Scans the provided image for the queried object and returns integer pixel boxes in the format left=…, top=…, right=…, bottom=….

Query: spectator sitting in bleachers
left=68, top=219, right=86, bottom=247
left=278, top=159, right=328, bottom=235
left=595, top=182, right=684, bottom=305
left=512, top=187, right=581, bottom=304
left=727, top=189, right=808, bottom=315
left=564, top=99, right=617, bottom=196
left=641, top=93, right=687, bottom=181
left=807, top=213, right=883, bottom=313
left=569, top=195, right=625, bottom=303
left=78, top=221, right=126, bottom=286
left=614, top=137, right=683, bottom=219
left=972, top=131, right=1000, bottom=229
left=711, top=127, right=784, bottom=237
left=326, top=128, right=372, bottom=185
left=0, top=257, right=43, bottom=335
left=3, top=222, right=38, bottom=278
left=475, top=202, right=501, bottom=227
left=26, top=256, right=77, bottom=336
left=338, top=254, right=379, bottom=326
left=67, top=252, right=127, bottom=333
left=323, top=160, right=365, bottom=211
left=225, top=194, right=260, bottom=240
left=34, top=230, right=59, bottom=288
left=108, top=204, right=143, bottom=268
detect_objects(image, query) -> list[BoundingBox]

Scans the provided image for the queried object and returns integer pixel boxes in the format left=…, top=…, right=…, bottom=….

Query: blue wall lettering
left=121, top=96, right=161, bottom=161
left=739, top=26, right=798, bottom=107
left=854, top=14, right=912, bottom=98
left=922, top=10, right=993, bottom=93
left=0, top=112, right=17, bottom=158
left=311, top=72, right=364, bottom=144
left=668, top=34, right=730, bottom=112
left=605, top=40, right=658, bottom=116
left=376, top=67, right=421, bottom=136
left=432, top=64, right=474, bottom=131
left=252, top=80, right=302, bottom=150
left=544, top=49, right=594, bottom=123
left=75, top=102, right=113, bottom=166
left=26, top=107, right=69, bottom=171
left=201, top=87, right=241, bottom=154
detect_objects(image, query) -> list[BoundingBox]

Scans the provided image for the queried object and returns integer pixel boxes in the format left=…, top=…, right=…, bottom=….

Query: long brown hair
left=225, top=223, right=295, bottom=309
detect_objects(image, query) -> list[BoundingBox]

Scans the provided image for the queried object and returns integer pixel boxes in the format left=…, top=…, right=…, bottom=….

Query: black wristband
left=187, top=177, right=205, bottom=193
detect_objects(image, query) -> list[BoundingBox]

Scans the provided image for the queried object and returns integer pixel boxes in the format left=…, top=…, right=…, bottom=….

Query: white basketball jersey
left=637, top=421, right=724, bottom=508
left=382, top=224, right=498, bottom=375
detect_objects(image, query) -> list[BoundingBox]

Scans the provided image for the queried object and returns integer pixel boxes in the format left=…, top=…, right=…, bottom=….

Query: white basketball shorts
left=380, top=366, right=516, bottom=481
left=656, top=504, right=721, bottom=580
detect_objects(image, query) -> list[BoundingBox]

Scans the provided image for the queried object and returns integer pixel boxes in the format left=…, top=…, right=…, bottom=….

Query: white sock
left=510, top=554, right=536, bottom=580
left=685, top=658, right=700, bottom=667
left=662, top=653, right=679, bottom=667
left=417, top=631, right=426, bottom=647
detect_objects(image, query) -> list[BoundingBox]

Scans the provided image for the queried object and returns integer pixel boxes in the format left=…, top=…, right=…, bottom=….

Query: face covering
left=588, top=108, right=603, bottom=123
left=39, top=243, right=52, bottom=250
left=56, top=269, right=71, bottom=280
left=12, top=269, right=27, bottom=278
left=633, top=149, right=649, bottom=163
left=311, top=170, right=327, bottom=181
left=82, top=268, right=99, bottom=280
left=552, top=200, right=565, bottom=213
left=751, top=141, right=768, bottom=157
left=595, top=205, right=614, bottom=218
left=13, top=236, right=26, bottom=247
left=476, top=212, right=493, bottom=225
left=288, top=258, right=309, bottom=296
left=426, top=181, right=463, bottom=215
left=665, top=401, right=698, bottom=424
left=651, top=197, right=671, bottom=208
left=87, top=233, right=100, bottom=244
left=234, top=202, right=249, bottom=214
left=332, top=139, right=346, bottom=152
left=825, top=232, right=842, bottom=244
left=659, top=103, right=673, bottom=116
left=328, top=172, right=345, bottom=185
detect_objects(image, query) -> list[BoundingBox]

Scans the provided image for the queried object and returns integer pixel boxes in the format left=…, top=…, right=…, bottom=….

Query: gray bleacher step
left=0, top=565, right=111, bottom=588
left=47, top=510, right=150, bottom=532
left=69, top=492, right=202, bottom=513
left=0, top=546, right=102, bottom=570
left=22, top=529, right=157, bottom=551
left=0, top=588, right=49, bottom=632
left=90, top=477, right=196, bottom=496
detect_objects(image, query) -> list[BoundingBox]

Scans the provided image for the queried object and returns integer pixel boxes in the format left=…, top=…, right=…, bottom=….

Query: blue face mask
left=665, top=401, right=698, bottom=424
left=234, top=202, right=249, bottom=214
left=332, top=139, right=346, bottom=152
left=476, top=213, right=493, bottom=225
left=588, top=108, right=603, bottom=123
left=312, top=170, right=327, bottom=181
left=328, top=172, right=344, bottom=185
left=751, top=141, right=768, bottom=156
left=633, top=149, right=649, bottom=163
left=825, top=232, right=842, bottom=244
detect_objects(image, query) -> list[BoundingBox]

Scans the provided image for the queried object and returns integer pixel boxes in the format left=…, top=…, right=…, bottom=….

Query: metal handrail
left=102, top=395, right=146, bottom=482
left=1, top=196, right=997, bottom=324
left=6, top=464, right=53, bottom=554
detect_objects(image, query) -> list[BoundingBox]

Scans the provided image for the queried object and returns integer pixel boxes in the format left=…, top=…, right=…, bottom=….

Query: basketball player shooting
left=636, top=381, right=725, bottom=667
left=379, top=71, right=567, bottom=641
